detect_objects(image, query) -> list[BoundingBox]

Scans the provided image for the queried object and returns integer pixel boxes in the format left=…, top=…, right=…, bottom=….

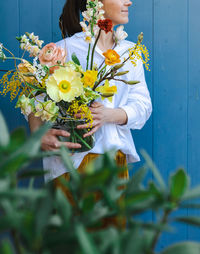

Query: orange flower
left=103, top=49, right=121, bottom=66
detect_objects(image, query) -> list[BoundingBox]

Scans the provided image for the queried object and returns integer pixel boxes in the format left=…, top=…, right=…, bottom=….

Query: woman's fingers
left=83, top=126, right=99, bottom=137
left=74, top=113, right=86, bottom=119
left=50, top=128, right=70, bottom=137
left=77, top=119, right=99, bottom=129
left=91, top=102, right=102, bottom=108
left=63, top=142, right=82, bottom=149
left=42, top=140, right=81, bottom=150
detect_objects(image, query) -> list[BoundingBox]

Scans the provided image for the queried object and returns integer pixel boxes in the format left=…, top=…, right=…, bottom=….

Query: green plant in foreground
left=0, top=110, right=200, bottom=254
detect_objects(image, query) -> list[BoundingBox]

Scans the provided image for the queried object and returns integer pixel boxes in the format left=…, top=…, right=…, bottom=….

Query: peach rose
left=39, top=43, right=67, bottom=73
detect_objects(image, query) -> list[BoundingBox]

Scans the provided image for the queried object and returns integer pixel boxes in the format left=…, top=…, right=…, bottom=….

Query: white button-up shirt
left=43, top=32, right=152, bottom=182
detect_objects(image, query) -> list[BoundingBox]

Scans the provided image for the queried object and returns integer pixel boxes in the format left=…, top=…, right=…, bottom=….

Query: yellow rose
left=18, top=60, right=36, bottom=84
left=82, top=70, right=98, bottom=88
left=103, top=49, right=121, bottom=66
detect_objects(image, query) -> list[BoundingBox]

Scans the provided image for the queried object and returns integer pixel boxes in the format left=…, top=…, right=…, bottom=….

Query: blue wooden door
left=0, top=0, right=200, bottom=248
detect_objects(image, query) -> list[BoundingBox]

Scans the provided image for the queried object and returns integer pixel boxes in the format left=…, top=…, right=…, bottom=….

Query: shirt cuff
left=119, top=105, right=138, bottom=130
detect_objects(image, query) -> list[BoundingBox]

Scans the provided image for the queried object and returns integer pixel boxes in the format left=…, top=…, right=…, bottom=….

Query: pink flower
left=39, top=43, right=67, bottom=73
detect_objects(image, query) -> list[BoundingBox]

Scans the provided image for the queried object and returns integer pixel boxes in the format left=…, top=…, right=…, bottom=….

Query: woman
left=29, top=0, right=152, bottom=227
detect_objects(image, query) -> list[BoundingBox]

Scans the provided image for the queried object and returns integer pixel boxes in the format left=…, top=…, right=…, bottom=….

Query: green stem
left=11, top=229, right=23, bottom=254
left=86, top=43, right=91, bottom=70
left=3, top=56, right=25, bottom=61
left=93, top=67, right=113, bottom=91
left=150, top=209, right=171, bottom=251
left=74, top=131, right=92, bottom=150
left=90, top=29, right=101, bottom=70
left=98, top=65, right=107, bottom=78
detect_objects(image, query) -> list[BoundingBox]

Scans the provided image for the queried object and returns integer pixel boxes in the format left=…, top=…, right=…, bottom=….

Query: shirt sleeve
left=119, top=57, right=152, bottom=130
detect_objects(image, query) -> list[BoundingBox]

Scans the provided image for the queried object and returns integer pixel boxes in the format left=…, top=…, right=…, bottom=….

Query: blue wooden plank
left=0, top=0, right=23, bottom=131
left=153, top=0, right=188, bottom=249
left=18, top=0, right=53, bottom=187
left=52, top=0, right=66, bottom=42
left=19, top=0, right=52, bottom=43
left=126, top=0, right=154, bottom=232
left=187, top=0, right=200, bottom=241
left=128, top=0, right=153, bottom=172
left=126, top=0, right=153, bottom=192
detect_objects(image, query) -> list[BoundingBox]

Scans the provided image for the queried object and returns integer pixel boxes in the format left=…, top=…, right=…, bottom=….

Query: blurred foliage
left=0, top=110, right=200, bottom=254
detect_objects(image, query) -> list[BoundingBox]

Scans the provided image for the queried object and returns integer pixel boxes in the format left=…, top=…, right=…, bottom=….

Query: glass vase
left=53, top=119, right=95, bottom=153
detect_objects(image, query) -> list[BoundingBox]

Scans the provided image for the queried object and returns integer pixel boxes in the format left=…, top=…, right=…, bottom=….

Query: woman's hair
left=59, top=0, right=87, bottom=38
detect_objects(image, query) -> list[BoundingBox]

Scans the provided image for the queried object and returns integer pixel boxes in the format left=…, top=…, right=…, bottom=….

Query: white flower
left=33, top=57, right=47, bottom=83
left=25, top=44, right=40, bottom=57
left=0, top=43, right=6, bottom=60
left=29, top=32, right=39, bottom=43
left=98, top=9, right=105, bottom=17
left=21, top=35, right=29, bottom=43
left=97, top=1, right=103, bottom=8
left=114, top=25, right=128, bottom=44
left=20, top=43, right=26, bottom=50
left=85, top=35, right=92, bottom=43
left=80, top=21, right=89, bottom=32
left=81, top=0, right=105, bottom=38
left=82, top=11, right=91, bottom=22
left=15, top=95, right=35, bottom=116
left=36, top=39, right=44, bottom=48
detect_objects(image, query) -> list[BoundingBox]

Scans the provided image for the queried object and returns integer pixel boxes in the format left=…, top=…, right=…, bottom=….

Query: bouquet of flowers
left=0, top=0, right=149, bottom=152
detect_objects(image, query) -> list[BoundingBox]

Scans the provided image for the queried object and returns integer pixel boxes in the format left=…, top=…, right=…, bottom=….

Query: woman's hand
left=77, top=102, right=128, bottom=137
left=41, top=128, right=81, bottom=151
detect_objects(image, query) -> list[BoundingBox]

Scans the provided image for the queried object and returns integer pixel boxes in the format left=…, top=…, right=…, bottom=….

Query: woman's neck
left=96, top=29, right=115, bottom=52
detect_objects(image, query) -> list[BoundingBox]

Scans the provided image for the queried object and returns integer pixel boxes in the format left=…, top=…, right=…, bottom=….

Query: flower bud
left=115, top=71, right=129, bottom=76
left=113, top=63, right=124, bottom=70
left=138, top=32, right=144, bottom=44
left=125, top=80, right=140, bottom=85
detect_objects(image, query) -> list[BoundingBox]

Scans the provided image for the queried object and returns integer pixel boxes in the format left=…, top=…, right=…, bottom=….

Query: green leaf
left=141, top=149, right=166, bottom=191
left=175, top=216, right=200, bottom=228
left=81, top=194, right=95, bottom=213
left=25, top=81, right=45, bottom=92
left=8, top=127, right=27, bottom=152
left=60, top=146, right=75, bottom=171
left=60, top=146, right=80, bottom=184
left=0, top=153, right=28, bottom=175
left=56, top=189, right=72, bottom=226
left=123, top=227, right=145, bottom=254
left=160, top=242, right=200, bottom=254
left=0, top=188, right=46, bottom=200
left=21, top=121, right=52, bottom=157
left=72, top=53, right=81, bottom=66
left=94, top=228, right=119, bottom=253
left=75, top=224, right=100, bottom=254
left=36, top=194, right=53, bottom=234
left=183, top=185, right=200, bottom=201
left=170, top=169, right=188, bottom=200
left=0, top=122, right=52, bottom=175
left=125, top=191, right=154, bottom=207
left=125, top=167, right=147, bottom=194
left=0, top=111, right=10, bottom=147
left=0, top=122, right=51, bottom=175
left=0, top=240, right=15, bottom=254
